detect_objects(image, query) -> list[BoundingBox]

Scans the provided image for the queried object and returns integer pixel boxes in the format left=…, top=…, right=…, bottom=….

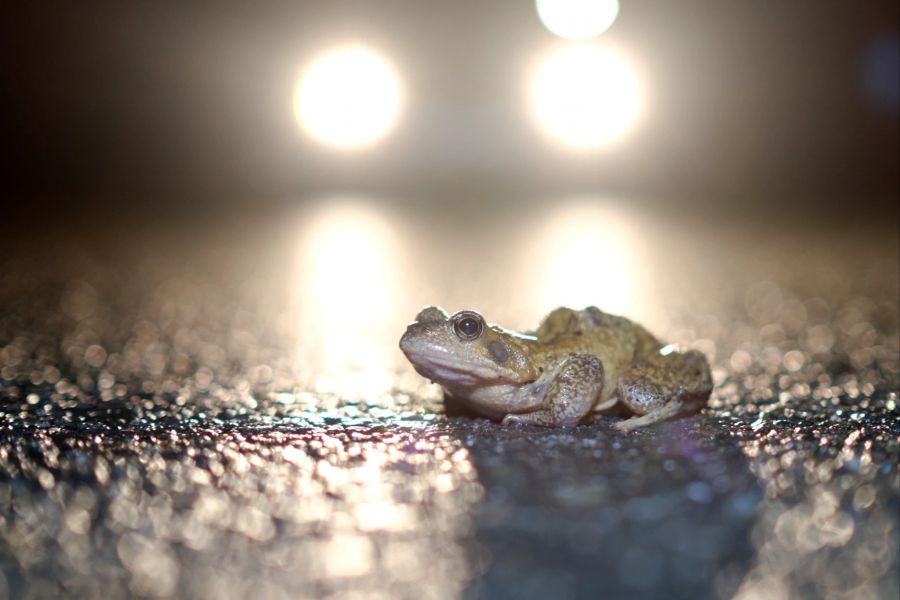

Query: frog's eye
left=451, top=311, right=485, bottom=341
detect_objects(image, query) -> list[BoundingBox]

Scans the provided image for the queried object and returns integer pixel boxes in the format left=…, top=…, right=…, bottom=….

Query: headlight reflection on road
left=294, top=202, right=403, bottom=394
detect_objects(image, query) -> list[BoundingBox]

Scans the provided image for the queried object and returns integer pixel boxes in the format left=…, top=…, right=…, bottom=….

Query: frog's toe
left=501, top=414, right=526, bottom=427
left=501, top=409, right=580, bottom=428
left=612, top=418, right=641, bottom=432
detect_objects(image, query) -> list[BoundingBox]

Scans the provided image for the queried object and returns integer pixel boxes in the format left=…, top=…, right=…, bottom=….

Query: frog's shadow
left=445, top=411, right=762, bottom=600
left=442, top=393, right=482, bottom=418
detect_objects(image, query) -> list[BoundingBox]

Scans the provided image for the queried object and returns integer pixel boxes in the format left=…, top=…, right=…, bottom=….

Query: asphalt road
left=1, top=198, right=897, bottom=599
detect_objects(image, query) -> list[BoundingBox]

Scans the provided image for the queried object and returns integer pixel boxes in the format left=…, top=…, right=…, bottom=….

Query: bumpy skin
left=399, top=306, right=713, bottom=431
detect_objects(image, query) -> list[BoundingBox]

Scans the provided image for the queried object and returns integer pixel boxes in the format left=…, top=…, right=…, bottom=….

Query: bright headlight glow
left=294, top=46, right=402, bottom=148
left=535, top=0, right=620, bottom=40
left=530, top=45, right=641, bottom=148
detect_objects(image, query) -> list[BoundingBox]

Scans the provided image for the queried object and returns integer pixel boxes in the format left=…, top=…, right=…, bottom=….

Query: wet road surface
left=0, top=197, right=897, bottom=599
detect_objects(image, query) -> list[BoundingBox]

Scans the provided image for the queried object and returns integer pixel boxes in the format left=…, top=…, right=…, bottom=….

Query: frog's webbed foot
left=501, top=353, right=603, bottom=428
left=614, top=349, right=712, bottom=432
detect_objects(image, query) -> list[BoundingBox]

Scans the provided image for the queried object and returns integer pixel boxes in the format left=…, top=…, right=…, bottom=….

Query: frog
left=399, top=306, right=712, bottom=431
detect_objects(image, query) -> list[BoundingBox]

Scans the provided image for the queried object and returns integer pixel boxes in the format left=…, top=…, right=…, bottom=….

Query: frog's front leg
left=501, top=353, right=604, bottom=428
left=614, top=349, right=712, bottom=432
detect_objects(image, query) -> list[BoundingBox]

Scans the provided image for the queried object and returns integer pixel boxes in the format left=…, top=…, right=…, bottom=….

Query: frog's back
left=531, top=307, right=656, bottom=403
left=534, top=306, right=661, bottom=363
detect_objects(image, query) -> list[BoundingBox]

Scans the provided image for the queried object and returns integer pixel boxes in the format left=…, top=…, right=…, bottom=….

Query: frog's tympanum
left=399, top=306, right=712, bottom=431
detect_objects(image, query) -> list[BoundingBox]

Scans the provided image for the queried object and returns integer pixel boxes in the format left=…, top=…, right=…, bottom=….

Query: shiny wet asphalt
left=0, top=197, right=897, bottom=599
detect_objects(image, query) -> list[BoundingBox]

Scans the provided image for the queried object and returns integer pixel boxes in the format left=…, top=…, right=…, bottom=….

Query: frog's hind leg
left=613, top=350, right=712, bottom=432
left=501, top=353, right=604, bottom=428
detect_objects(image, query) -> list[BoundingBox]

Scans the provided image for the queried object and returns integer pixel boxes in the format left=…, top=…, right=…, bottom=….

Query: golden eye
left=451, top=311, right=485, bottom=341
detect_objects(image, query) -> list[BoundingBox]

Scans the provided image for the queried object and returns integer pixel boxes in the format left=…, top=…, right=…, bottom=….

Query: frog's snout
left=398, top=323, right=422, bottom=356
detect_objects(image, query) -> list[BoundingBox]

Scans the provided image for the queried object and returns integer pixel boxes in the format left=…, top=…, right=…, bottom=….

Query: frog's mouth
left=405, top=352, right=509, bottom=387
left=399, top=340, right=516, bottom=388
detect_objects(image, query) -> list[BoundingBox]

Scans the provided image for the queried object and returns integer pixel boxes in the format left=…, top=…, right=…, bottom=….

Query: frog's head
left=399, top=306, right=539, bottom=389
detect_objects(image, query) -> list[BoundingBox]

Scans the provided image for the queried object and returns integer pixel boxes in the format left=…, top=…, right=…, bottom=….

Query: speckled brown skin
left=399, top=306, right=712, bottom=431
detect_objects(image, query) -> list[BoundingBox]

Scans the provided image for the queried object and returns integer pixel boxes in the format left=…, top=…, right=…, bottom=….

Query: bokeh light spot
left=530, top=45, right=641, bottom=148
left=294, top=47, right=402, bottom=148
left=536, top=0, right=620, bottom=40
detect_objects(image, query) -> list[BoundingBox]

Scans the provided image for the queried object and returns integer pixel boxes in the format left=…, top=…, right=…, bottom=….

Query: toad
left=399, top=306, right=712, bottom=431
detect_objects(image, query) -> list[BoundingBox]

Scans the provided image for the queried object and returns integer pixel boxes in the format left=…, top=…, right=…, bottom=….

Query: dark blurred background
left=2, top=0, right=898, bottom=219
